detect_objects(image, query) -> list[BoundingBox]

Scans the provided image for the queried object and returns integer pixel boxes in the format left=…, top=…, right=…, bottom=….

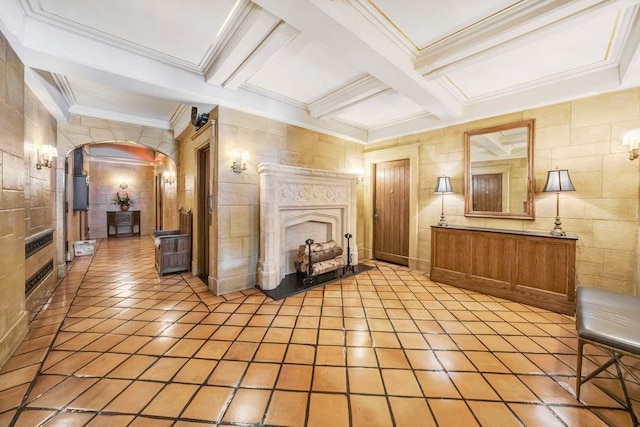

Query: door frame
left=364, top=143, right=419, bottom=267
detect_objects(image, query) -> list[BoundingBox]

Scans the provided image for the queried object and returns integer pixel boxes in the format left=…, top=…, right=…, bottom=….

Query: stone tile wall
left=366, top=87, right=640, bottom=295
left=87, top=160, right=155, bottom=238
left=0, top=32, right=27, bottom=366
left=214, top=107, right=365, bottom=295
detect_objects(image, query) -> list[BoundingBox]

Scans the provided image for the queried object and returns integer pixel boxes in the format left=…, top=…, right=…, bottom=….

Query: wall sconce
left=164, top=171, right=176, bottom=185
left=119, top=181, right=128, bottom=189
left=355, top=169, right=364, bottom=184
left=542, top=168, right=575, bottom=236
left=622, top=128, right=640, bottom=160
left=231, top=148, right=248, bottom=173
left=36, top=144, right=57, bottom=169
left=434, top=176, right=453, bottom=227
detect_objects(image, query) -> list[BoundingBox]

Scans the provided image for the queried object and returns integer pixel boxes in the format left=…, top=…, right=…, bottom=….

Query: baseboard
left=0, top=311, right=28, bottom=368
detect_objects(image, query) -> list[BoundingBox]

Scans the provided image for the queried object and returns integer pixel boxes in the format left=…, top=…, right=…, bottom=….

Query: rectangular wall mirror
left=464, top=119, right=535, bottom=219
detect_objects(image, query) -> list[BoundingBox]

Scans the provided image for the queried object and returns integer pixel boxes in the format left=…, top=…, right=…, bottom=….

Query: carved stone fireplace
left=257, top=163, right=358, bottom=290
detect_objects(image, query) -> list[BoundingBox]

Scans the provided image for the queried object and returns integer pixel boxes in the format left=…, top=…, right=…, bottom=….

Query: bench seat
left=575, top=286, right=640, bottom=424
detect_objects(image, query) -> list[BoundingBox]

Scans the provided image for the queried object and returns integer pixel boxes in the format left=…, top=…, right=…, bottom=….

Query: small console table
left=107, top=211, right=141, bottom=238
left=430, top=225, right=577, bottom=315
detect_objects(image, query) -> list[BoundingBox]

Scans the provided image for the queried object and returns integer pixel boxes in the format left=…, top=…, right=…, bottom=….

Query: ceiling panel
left=370, top=0, right=518, bottom=49
left=245, top=36, right=363, bottom=104
left=68, top=77, right=179, bottom=120
left=334, top=91, right=425, bottom=128
left=446, top=12, right=618, bottom=99
left=32, top=0, right=236, bottom=65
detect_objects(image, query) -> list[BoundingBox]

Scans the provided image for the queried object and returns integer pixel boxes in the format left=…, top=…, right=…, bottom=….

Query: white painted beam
left=419, top=0, right=640, bottom=80
left=223, top=22, right=298, bottom=90
left=309, top=75, right=389, bottom=119
left=253, top=0, right=463, bottom=120
left=618, top=6, right=640, bottom=86
left=7, top=13, right=367, bottom=141
left=204, top=3, right=281, bottom=86
left=24, top=68, right=70, bottom=121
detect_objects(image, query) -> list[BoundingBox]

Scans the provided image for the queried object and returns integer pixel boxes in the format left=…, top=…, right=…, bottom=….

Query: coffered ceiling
left=1, top=0, right=639, bottom=143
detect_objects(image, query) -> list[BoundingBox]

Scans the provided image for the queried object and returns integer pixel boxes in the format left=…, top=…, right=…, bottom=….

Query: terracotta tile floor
left=1, top=236, right=639, bottom=426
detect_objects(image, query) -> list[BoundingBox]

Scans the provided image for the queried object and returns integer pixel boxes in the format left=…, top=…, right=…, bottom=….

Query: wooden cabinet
left=430, top=225, right=577, bottom=314
left=107, top=211, right=141, bottom=238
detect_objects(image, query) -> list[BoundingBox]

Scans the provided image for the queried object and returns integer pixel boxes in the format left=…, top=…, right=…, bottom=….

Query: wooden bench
left=576, top=286, right=640, bottom=424
left=154, top=208, right=192, bottom=276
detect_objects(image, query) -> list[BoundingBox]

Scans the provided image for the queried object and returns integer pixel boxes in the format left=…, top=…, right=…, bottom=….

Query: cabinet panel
left=430, top=225, right=577, bottom=314
left=107, top=211, right=141, bottom=237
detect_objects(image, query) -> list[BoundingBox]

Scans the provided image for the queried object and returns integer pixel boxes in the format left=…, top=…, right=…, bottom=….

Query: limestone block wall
left=58, top=115, right=175, bottom=252
left=366, top=87, right=640, bottom=295
left=0, top=33, right=60, bottom=365
left=214, top=107, right=365, bottom=295
left=177, top=107, right=365, bottom=295
left=87, top=160, right=155, bottom=238
left=0, top=32, right=27, bottom=366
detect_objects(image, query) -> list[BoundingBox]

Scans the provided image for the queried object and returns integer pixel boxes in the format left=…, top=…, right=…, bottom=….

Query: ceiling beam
left=2, top=11, right=367, bottom=141
left=419, top=0, right=640, bottom=81
left=618, top=6, right=640, bottom=85
left=24, top=69, right=70, bottom=121
left=223, top=22, right=298, bottom=90
left=203, top=2, right=284, bottom=87
left=309, top=75, right=390, bottom=119
left=252, top=0, right=463, bottom=120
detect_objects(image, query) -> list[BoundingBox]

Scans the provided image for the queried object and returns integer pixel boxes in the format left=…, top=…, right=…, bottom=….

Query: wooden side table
left=107, top=211, right=141, bottom=237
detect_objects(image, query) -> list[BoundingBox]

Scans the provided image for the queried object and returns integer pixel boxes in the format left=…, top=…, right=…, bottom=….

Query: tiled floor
left=1, top=237, right=638, bottom=426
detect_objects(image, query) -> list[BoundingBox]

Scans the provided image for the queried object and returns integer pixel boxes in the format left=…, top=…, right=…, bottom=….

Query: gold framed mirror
left=464, top=119, right=535, bottom=219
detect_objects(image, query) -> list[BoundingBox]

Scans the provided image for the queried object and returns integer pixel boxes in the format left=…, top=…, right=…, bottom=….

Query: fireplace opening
left=284, top=221, right=331, bottom=276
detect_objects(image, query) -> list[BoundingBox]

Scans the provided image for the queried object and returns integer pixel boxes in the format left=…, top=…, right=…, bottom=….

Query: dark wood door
left=472, top=173, right=502, bottom=212
left=197, top=146, right=210, bottom=279
left=374, top=159, right=410, bottom=265
left=155, top=174, right=163, bottom=230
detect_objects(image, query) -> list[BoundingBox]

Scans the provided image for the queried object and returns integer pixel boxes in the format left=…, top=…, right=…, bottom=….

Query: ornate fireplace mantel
left=257, top=163, right=359, bottom=290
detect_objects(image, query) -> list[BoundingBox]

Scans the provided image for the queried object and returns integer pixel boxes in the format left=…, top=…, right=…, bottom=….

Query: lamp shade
left=435, top=176, right=453, bottom=194
left=542, top=169, right=575, bottom=192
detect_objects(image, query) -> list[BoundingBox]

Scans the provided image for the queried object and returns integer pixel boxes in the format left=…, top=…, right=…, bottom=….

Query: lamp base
left=549, top=216, right=566, bottom=236
left=437, top=214, right=448, bottom=227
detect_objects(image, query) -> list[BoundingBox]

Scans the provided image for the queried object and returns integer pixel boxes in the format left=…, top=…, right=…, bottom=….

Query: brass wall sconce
left=231, top=148, right=248, bottom=173
left=434, top=176, right=453, bottom=226
left=36, top=144, right=57, bottom=169
left=354, top=169, right=364, bottom=184
left=164, top=171, right=176, bottom=185
left=542, top=168, right=575, bottom=236
left=622, top=128, right=640, bottom=160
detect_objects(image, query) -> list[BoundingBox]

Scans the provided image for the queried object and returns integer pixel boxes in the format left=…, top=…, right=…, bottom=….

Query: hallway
left=0, top=237, right=637, bottom=426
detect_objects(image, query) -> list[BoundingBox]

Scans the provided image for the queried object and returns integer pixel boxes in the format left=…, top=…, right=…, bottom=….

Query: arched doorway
left=56, top=116, right=177, bottom=269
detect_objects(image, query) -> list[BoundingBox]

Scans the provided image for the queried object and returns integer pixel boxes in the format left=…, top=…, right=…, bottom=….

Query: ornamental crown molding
left=257, top=163, right=360, bottom=181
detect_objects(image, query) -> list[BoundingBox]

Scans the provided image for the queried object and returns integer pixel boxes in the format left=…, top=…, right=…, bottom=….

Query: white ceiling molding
left=16, top=0, right=201, bottom=72
left=419, top=0, right=640, bottom=80
left=203, top=2, right=282, bottom=86
left=24, top=68, right=69, bottom=121
left=617, top=6, right=640, bottom=84
left=223, top=22, right=298, bottom=90
left=2, top=0, right=640, bottom=145
left=309, top=75, right=390, bottom=119
left=342, top=0, right=417, bottom=59
left=253, top=0, right=463, bottom=120
left=415, top=0, right=576, bottom=75
left=170, top=104, right=192, bottom=138
left=69, top=105, right=172, bottom=130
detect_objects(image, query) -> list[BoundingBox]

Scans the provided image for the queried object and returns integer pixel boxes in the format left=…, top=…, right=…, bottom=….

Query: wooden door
left=197, top=146, right=210, bottom=280
left=155, top=174, right=163, bottom=230
left=374, top=159, right=410, bottom=265
left=472, top=173, right=502, bottom=212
